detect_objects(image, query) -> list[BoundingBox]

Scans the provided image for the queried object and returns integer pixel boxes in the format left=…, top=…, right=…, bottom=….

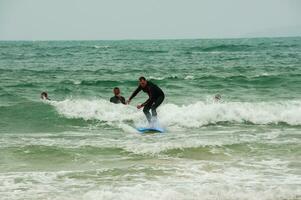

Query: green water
left=0, top=37, right=300, bottom=199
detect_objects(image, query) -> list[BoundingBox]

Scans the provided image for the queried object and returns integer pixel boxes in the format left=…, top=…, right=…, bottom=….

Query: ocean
left=0, top=37, right=300, bottom=200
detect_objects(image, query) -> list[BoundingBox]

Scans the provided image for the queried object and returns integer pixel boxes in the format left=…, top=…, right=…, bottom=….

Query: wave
left=1, top=170, right=299, bottom=200
left=3, top=98, right=301, bottom=134
left=184, top=75, right=194, bottom=80
left=79, top=80, right=137, bottom=86
left=6, top=82, right=37, bottom=88
left=3, top=138, right=298, bottom=161
left=0, top=101, right=95, bottom=133
left=93, top=45, right=110, bottom=49
left=192, top=73, right=301, bottom=87
left=51, top=99, right=301, bottom=127
left=0, top=91, right=29, bottom=104
left=160, top=101, right=301, bottom=127
left=148, top=75, right=179, bottom=81
left=123, top=48, right=168, bottom=54
left=188, top=44, right=252, bottom=52
left=51, top=99, right=139, bottom=123
left=71, top=76, right=179, bottom=86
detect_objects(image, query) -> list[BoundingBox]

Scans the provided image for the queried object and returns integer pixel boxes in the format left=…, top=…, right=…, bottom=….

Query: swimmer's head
left=113, top=87, right=120, bottom=96
left=41, top=92, right=49, bottom=100
left=139, top=76, right=147, bottom=88
left=214, top=94, right=221, bottom=101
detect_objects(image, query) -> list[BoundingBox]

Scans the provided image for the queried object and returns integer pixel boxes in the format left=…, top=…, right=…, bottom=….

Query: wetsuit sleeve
left=129, top=86, right=142, bottom=100
left=120, top=96, right=126, bottom=104
left=141, top=86, right=153, bottom=106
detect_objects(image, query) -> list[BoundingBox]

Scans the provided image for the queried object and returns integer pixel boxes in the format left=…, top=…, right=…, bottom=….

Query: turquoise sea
left=0, top=37, right=300, bottom=199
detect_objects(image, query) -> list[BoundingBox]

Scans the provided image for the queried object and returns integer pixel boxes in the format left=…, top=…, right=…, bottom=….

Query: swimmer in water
left=110, top=87, right=126, bottom=104
left=214, top=94, right=221, bottom=102
left=41, top=92, right=50, bottom=100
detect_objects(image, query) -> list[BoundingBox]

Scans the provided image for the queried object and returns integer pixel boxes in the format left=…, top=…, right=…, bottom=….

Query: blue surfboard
left=137, top=127, right=165, bottom=134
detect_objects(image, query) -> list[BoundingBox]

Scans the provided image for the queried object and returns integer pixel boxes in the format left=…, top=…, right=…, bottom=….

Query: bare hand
left=137, top=104, right=143, bottom=109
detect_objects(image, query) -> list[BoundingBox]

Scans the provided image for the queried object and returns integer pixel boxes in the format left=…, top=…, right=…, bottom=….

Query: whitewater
left=0, top=37, right=300, bottom=200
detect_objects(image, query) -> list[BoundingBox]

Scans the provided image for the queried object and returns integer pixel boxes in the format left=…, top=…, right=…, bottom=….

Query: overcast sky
left=0, top=0, right=301, bottom=40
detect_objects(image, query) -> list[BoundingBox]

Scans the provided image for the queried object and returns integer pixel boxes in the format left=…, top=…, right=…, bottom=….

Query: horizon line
left=0, top=35, right=301, bottom=42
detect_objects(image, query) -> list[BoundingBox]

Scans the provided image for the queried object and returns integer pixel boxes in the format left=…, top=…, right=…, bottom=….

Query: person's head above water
left=110, top=87, right=125, bottom=104
left=113, top=87, right=121, bottom=96
left=139, top=76, right=147, bottom=88
left=41, top=92, right=49, bottom=100
left=214, top=94, right=221, bottom=101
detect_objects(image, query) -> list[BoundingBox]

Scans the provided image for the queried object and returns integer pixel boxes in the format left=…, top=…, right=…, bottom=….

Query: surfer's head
left=113, top=87, right=120, bottom=96
left=139, top=76, right=147, bottom=88
left=41, top=92, right=49, bottom=100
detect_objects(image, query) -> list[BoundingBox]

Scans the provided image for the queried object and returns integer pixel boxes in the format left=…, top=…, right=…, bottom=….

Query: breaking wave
left=51, top=99, right=301, bottom=128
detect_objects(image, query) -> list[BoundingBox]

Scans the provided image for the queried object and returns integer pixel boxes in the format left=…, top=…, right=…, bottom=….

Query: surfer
left=127, top=77, right=165, bottom=124
left=110, top=87, right=126, bottom=104
left=41, top=92, right=50, bottom=100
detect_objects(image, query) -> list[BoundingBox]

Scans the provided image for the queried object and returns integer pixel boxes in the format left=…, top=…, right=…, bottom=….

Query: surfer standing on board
left=126, top=77, right=165, bottom=125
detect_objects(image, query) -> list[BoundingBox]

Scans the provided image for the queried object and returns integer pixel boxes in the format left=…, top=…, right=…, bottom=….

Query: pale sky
left=0, top=0, right=301, bottom=40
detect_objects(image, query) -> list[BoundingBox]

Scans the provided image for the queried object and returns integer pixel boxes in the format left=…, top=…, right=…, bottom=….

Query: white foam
left=82, top=183, right=301, bottom=200
left=160, top=101, right=301, bottom=127
left=1, top=168, right=300, bottom=200
left=149, top=76, right=165, bottom=80
left=51, top=99, right=301, bottom=128
left=94, top=45, right=110, bottom=49
left=51, top=99, right=142, bottom=123
left=184, top=75, right=194, bottom=80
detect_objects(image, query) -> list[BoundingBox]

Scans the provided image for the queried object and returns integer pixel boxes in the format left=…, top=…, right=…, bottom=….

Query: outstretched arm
left=120, top=96, right=126, bottom=104
left=127, top=86, right=141, bottom=103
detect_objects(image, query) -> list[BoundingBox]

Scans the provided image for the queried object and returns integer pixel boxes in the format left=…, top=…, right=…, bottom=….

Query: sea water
left=0, top=37, right=300, bottom=199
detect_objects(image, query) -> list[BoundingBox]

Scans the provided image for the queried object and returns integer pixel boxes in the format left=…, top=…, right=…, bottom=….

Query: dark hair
left=114, top=87, right=120, bottom=90
left=41, top=92, right=48, bottom=97
left=139, top=76, right=146, bottom=81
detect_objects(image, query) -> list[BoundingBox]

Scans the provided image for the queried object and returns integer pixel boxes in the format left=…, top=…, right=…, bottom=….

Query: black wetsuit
left=129, top=81, right=165, bottom=122
left=110, top=95, right=126, bottom=104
